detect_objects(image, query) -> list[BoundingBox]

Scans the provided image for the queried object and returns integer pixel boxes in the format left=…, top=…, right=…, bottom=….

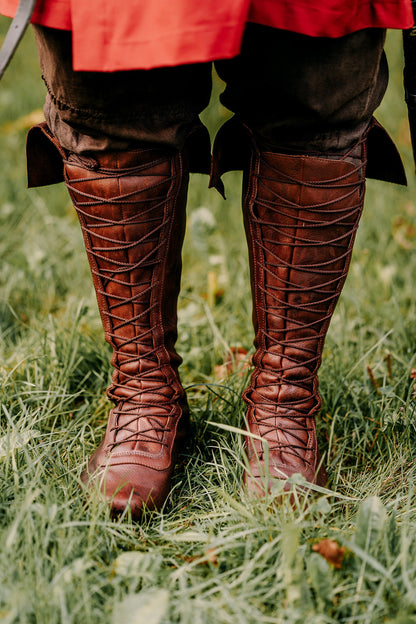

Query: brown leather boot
left=242, top=141, right=367, bottom=495
left=63, top=146, right=190, bottom=518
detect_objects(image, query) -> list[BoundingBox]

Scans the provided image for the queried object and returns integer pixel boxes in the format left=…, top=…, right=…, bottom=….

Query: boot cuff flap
left=209, top=117, right=252, bottom=197
left=366, top=118, right=407, bottom=186
left=184, top=123, right=212, bottom=176
left=26, top=123, right=66, bottom=188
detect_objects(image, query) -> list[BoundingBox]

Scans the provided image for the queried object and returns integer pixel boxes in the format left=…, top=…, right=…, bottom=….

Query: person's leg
left=213, top=25, right=405, bottom=494
left=32, top=25, right=212, bottom=154
left=29, top=26, right=212, bottom=518
left=215, top=25, right=389, bottom=154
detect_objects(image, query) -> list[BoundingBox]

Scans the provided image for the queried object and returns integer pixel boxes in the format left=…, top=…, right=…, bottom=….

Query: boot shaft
left=240, top=141, right=367, bottom=485
left=64, top=148, right=189, bottom=392
left=243, top=146, right=366, bottom=385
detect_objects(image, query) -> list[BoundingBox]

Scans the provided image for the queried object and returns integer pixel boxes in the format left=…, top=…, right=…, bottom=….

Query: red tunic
left=0, top=0, right=413, bottom=71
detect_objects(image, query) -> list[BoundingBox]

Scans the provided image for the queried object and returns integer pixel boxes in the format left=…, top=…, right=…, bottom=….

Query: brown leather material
left=26, top=122, right=66, bottom=187
left=209, top=117, right=252, bottom=197
left=26, top=121, right=212, bottom=188
left=366, top=118, right=407, bottom=186
left=60, top=144, right=190, bottom=518
left=241, top=139, right=368, bottom=495
left=210, top=116, right=407, bottom=196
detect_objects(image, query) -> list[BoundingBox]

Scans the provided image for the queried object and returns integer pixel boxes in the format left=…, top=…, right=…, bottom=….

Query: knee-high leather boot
left=210, top=116, right=405, bottom=497
left=26, top=122, right=201, bottom=518
left=67, top=146, right=190, bottom=517
left=68, top=146, right=192, bottom=517
left=241, top=140, right=368, bottom=494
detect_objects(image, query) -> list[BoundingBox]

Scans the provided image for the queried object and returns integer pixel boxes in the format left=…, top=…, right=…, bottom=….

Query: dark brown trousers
left=33, top=23, right=388, bottom=156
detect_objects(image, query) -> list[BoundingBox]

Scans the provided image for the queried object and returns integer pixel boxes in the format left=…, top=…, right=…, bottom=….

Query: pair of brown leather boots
left=27, top=119, right=372, bottom=519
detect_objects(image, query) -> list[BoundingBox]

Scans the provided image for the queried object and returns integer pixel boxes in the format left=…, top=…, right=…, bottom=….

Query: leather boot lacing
left=243, top=140, right=366, bottom=487
left=64, top=147, right=189, bottom=518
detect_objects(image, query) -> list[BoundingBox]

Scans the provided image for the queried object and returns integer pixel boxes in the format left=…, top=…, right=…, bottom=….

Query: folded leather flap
left=209, top=117, right=252, bottom=197
left=366, top=118, right=407, bottom=186
left=26, top=122, right=66, bottom=188
left=184, top=123, right=212, bottom=176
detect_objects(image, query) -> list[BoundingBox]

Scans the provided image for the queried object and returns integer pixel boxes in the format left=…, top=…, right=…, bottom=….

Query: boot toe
left=82, top=462, right=171, bottom=520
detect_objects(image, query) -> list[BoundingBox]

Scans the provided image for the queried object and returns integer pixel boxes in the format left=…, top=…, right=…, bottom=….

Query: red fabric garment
left=0, top=0, right=413, bottom=70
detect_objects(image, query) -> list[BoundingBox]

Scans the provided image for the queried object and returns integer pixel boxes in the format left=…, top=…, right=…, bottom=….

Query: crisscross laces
left=64, top=149, right=186, bottom=453
left=244, top=143, right=366, bottom=464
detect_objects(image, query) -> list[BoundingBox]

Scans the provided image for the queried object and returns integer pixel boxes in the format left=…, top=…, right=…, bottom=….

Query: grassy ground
left=1, top=25, right=416, bottom=624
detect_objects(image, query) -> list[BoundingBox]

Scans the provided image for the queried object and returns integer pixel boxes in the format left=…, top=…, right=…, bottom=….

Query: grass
left=0, top=24, right=416, bottom=624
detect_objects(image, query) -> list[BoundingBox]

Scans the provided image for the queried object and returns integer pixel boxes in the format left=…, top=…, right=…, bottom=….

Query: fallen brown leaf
left=205, top=547, right=219, bottom=566
left=312, top=538, right=345, bottom=569
left=213, top=347, right=250, bottom=379
left=411, top=368, right=416, bottom=397
left=180, top=547, right=219, bottom=567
